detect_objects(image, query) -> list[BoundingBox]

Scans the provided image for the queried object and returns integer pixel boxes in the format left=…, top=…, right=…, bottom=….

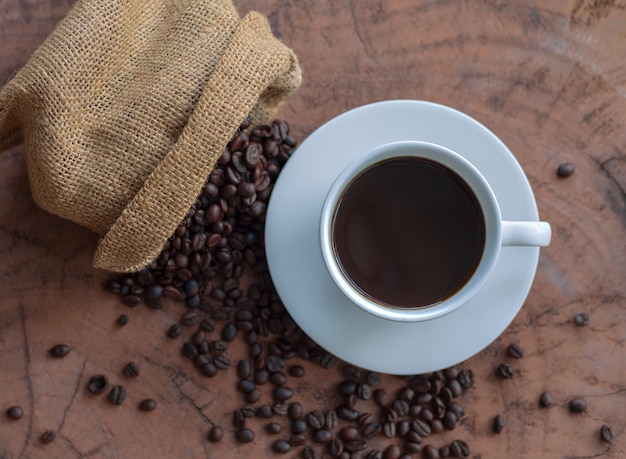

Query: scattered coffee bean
left=139, top=398, right=157, bottom=412
left=273, top=439, right=292, bottom=453
left=273, top=386, right=293, bottom=402
left=266, top=422, right=281, bottom=434
left=291, top=420, right=307, bottom=435
left=497, top=363, right=514, bottom=379
left=124, top=361, right=140, bottom=377
left=556, top=162, right=575, bottom=178
left=383, top=444, right=402, bottom=459
left=40, top=430, right=55, bottom=444
left=167, top=324, right=182, bottom=339
left=313, top=429, right=332, bottom=443
left=493, top=414, right=506, bottom=433
left=383, top=421, right=396, bottom=438
left=569, top=398, right=587, bottom=413
left=48, top=344, right=71, bottom=358
left=6, top=406, right=23, bottom=420
left=574, top=312, right=590, bottom=326
left=117, top=314, right=129, bottom=326
left=368, top=450, right=383, bottom=459
left=326, top=410, right=338, bottom=429
left=328, top=439, right=343, bottom=457
left=344, top=440, right=368, bottom=452
left=507, top=343, right=524, bottom=359
left=302, top=446, right=317, bottom=459
left=600, top=424, right=613, bottom=443
left=539, top=391, right=553, bottom=408
left=289, top=365, right=305, bottom=377
left=235, top=428, right=255, bottom=443
left=87, top=374, right=108, bottom=395
left=108, top=385, right=127, bottom=406
left=422, top=445, right=439, bottom=458
left=208, top=426, right=223, bottom=442
left=449, top=440, right=470, bottom=458
left=288, top=402, right=303, bottom=420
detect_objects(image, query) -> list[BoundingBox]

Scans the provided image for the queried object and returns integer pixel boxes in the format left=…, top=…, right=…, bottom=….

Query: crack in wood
left=17, top=303, right=33, bottom=459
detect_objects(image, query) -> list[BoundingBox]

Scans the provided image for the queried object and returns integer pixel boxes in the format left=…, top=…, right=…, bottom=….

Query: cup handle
left=501, top=221, right=551, bottom=247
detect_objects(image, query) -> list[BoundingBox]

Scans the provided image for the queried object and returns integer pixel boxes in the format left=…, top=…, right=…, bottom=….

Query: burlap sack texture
left=0, top=0, right=301, bottom=272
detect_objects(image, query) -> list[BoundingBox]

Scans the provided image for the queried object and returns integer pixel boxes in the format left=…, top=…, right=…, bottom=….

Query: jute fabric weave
left=0, top=0, right=301, bottom=272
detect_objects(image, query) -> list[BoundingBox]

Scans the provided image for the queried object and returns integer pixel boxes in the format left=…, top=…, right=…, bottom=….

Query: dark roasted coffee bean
left=422, top=445, right=439, bottom=458
left=326, top=410, right=339, bottom=429
left=210, top=340, right=228, bottom=353
left=235, top=428, right=255, bottom=443
left=237, top=379, right=256, bottom=394
left=339, top=380, right=357, bottom=395
left=139, top=398, right=157, bottom=412
left=221, top=322, right=237, bottom=341
left=600, top=424, right=613, bottom=443
left=181, top=311, right=200, bottom=326
left=493, top=414, right=506, bottom=433
left=457, top=370, right=474, bottom=389
left=448, top=402, right=464, bottom=419
left=539, top=391, right=553, bottom=407
left=507, top=343, right=524, bottom=359
left=313, top=429, right=332, bottom=443
left=392, top=399, right=409, bottom=416
left=48, top=344, right=71, bottom=358
left=307, top=410, right=325, bottom=429
left=336, top=405, right=359, bottom=421
left=108, top=385, right=127, bottom=405
left=557, top=162, right=575, bottom=178
left=167, top=323, right=182, bottom=339
left=367, top=450, right=383, bottom=459
left=273, top=439, right=292, bottom=454
left=574, top=312, right=590, bottom=326
left=200, top=363, right=217, bottom=377
left=256, top=404, right=274, bottom=418
left=191, top=330, right=206, bottom=346
left=449, top=440, right=470, bottom=458
left=40, top=430, right=55, bottom=444
left=320, top=352, right=336, bottom=369
left=233, top=410, right=246, bottom=428
left=419, top=408, right=434, bottom=423
left=270, top=371, right=287, bottom=386
left=443, top=411, right=457, bottom=430
left=358, top=412, right=374, bottom=426
left=302, top=446, right=318, bottom=459
left=340, top=426, right=360, bottom=441
left=432, top=397, right=446, bottom=419
left=266, top=354, right=285, bottom=372
left=374, top=389, right=389, bottom=406
left=254, top=368, right=269, bottom=385
left=383, top=445, right=402, bottom=459
left=439, top=387, right=453, bottom=406
left=208, top=425, right=223, bottom=442
left=289, top=365, right=305, bottom=377
left=430, top=419, right=444, bottom=434
left=199, top=319, right=215, bottom=332
left=406, top=431, right=422, bottom=444
left=213, top=355, right=230, bottom=370
left=124, top=362, right=140, bottom=378
left=182, top=342, right=198, bottom=359
left=237, top=359, right=252, bottom=379
left=367, top=371, right=382, bottom=386
left=569, top=398, right=587, bottom=413
left=404, top=442, right=422, bottom=454
left=497, top=363, right=514, bottom=379
left=383, top=421, right=396, bottom=438
left=288, top=402, right=303, bottom=420
left=266, top=422, right=281, bottom=434
left=409, top=403, right=422, bottom=417
left=273, top=403, right=289, bottom=416
left=357, top=383, right=372, bottom=400
left=87, top=374, right=108, bottom=395
left=362, top=422, right=381, bottom=438
left=344, top=440, right=368, bottom=452
left=328, top=439, right=344, bottom=457
left=343, top=364, right=362, bottom=380
left=346, top=393, right=358, bottom=411
left=399, top=387, right=415, bottom=402
left=447, top=379, right=462, bottom=397
left=245, top=388, right=261, bottom=404
left=397, top=420, right=411, bottom=436
left=6, top=406, right=23, bottom=420
left=439, top=445, right=451, bottom=457
left=411, top=418, right=431, bottom=437
left=291, top=420, right=307, bottom=435
left=117, top=314, right=129, bottom=326
left=273, top=386, right=293, bottom=402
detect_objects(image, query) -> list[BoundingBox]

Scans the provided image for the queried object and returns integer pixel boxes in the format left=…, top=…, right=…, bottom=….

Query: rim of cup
left=320, top=141, right=503, bottom=322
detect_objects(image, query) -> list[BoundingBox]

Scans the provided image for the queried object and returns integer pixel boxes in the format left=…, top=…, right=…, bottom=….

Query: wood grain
left=1, top=1, right=625, bottom=458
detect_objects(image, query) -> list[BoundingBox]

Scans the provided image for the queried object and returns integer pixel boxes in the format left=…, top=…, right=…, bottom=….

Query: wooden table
left=1, top=1, right=624, bottom=458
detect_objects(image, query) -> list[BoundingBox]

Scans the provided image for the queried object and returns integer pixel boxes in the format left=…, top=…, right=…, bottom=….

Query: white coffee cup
left=320, top=141, right=551, bottom=322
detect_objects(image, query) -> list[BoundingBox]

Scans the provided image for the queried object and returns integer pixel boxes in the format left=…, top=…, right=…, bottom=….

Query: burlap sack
left=0, top=0, right=301, bottom=272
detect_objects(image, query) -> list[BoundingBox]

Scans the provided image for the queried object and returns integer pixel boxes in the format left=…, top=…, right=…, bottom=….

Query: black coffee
left=332, top=157, right=485, bottom=308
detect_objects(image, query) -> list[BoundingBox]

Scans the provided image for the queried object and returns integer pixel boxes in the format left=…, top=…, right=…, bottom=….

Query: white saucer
left=265, top=100, right=541, bottom=375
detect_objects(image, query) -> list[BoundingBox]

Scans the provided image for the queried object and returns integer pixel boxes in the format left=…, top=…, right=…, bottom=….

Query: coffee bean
left=266, top=422, right=281, bottom=434
left=507, top=343, right=524, bottom=359
left=600, top=424, right=613, bottom=443
left=313, top=429, right=332, bottom=443
left=181, top=310, right=200, bottom=326
left=6, top=406, right=23, bottom=420
left=326, top=410, right=339, bottom=429
left=235, top=428, right=255, bottom=443
left=213, top=355, right=230, bottom=370
left=273, top=439, right=292, bottom=454
left=245, top=388, right=261, bottom=404
left=233, top=409, right=246, bottom=428
left=448, top=402, right=465, bottom=419
left=367, top=371, right=381, bottom=386
left=221, top=322, right=238, bottom=341
left=539, top=391, right=553, bottom=407
left=182, top=342, right=198, bottom=360
left=270, top=371, right=287, bottom=386
left=430, top=419, right=444, bottom=434
left=357, top=383, right=372, bottom=400
left=328, top=439, right=344, bottom=457
left=439, top=445, right=451, bottom=457
left=336, top=405, right=359, bottom=421
left=574, top=312, right=590, bottom=326
left=87, top=374, right=108, bottom=395
left=569, top=398, right=587, bottom=413
left=256, top=404, right=274, bottom=418
left=266, top=354, right=285, bottom=372
left=374, top=389, right=389, bottom=406
left=457, top=370, right=474, bottom=389
left=306, top=410, right=326, bottom=430
left=449, top=440, right=470, bottom=458
left=392, top=399, right=409, bottom=416
left=109, top=385, right=127, bottom=405
left=254, top=368, right=269, bottom=385
left=404, top=442, right=422, bottom=454
left=383, top=444, right=402, bottom=459
left=48, top=344, right=71, bottom=358
left=167, top=324, right=182, bottom=339
left=344, top=440, right=368, bottom=452
left=273, top=386, right=293, bottom=402
left=289, top=365, right=305, bottom=377
left=117, top=314, right=129, bottom=326
left=367, top=450, right=383, bottom=459
left=124, top=362, right=140, bottom=378
left=411, top=418, right=431, bottom=437
left=442, top=411, right=457, bottom=430
left=320, top=352, right=336, bottom=369
left=208, top=426, right=223, bottom=442
left=409, top=377, right=431, bottom=393
left=497, top=363, right=514, bottom=379
left=139, top=398, right=157, bottom=412
left=237, top=379, right=256, bottom=394
left=291, top=420, right=307, bottom=435
left=342, top=364, right=362, bottom=380
left=288, top=402, right=303, bottom=420
left=383, top=421, right=396, bottom=438
left=40, top=430, right=55, bottom=444
left=199, top=319, right=215, bottom=332
left=362, top=422, right=381, bottom=438
left=273, top=403, right=289, bottom=416
left=422, top=445, right=439, bottom=458
left=237, top=359, right=252, bottom=379
left=200, top=363, right=218, bottom=377
left=406, top=431, right=422, bottom=444
left=493, top=414, right=506, bottom=433
left=339, top=380, right=357, bottom=395
left=557, top=162, right=575, bottom=178
left=302, top=446, right=318, bottom=459
left=397, top=420, right=411, bottom=436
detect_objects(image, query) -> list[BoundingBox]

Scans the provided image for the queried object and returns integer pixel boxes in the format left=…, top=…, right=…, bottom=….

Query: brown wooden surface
left=1, top=1, right=625, bottom=458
